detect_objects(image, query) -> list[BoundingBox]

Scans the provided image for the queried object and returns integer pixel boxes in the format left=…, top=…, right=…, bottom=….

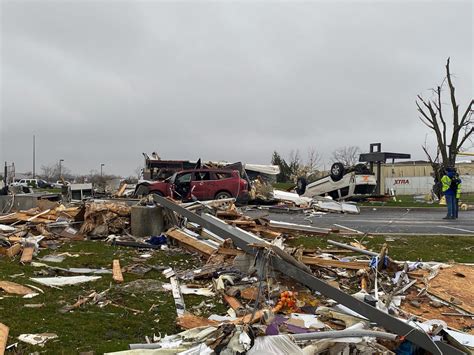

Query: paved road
left=246, top=207, right=474, bottom=235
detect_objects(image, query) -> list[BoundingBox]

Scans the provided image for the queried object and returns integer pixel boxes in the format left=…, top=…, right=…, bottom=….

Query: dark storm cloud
left=1, top=0, right=472, bottom=176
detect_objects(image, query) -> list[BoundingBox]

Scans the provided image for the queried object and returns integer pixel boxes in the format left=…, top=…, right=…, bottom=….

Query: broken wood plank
left=112, top=260, right=124, bottom=283
left=223, top=294, right=244, bottom=312
left=20, top=246, right=34, bottom=264
left=115, top=183, right=127, bottom=197
left=248, top=226, right=282, bottom=239
left=0, top=281, right=34, bottom=295
left=166, top=228, right=217, bottom=257
left=301, top=256, right=368, bottom=270
left=216, top=247, right=244, bottom=256
left=27, top=209, right=51, bottom=222
left=6, top=243, right=21, bottom=258
left=216, top=210, right=243, bottom=219
left=232, top=309, right=266, bottom=324
left=176, top=313, right=218, bottom=329
left=0, top=323, right=8, bottom=355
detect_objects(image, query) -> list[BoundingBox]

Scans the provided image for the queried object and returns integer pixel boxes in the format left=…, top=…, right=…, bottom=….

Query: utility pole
left=33, top=135, right=36, bottom=178
left=59, top=159, right=64, bottom=180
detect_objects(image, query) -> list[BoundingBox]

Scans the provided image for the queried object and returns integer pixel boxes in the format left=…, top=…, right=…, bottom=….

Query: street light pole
left=100, top=163, right=105, bottom=177
left=33, top=135, right=36, bottom=179
left=59, top=159, right=64, bottom=180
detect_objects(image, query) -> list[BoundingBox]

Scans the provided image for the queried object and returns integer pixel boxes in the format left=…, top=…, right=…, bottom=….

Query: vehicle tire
left=215, top=191, right=232, bottom=200
left=296, top=177, right=307, bottom=195
left=135, top=184, right=150, bottom=197
left=330, top=162, right=345, bottom=181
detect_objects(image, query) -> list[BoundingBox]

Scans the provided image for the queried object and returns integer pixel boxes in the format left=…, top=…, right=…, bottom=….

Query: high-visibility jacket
left=456, top=179, right=462, bottom=199
left=441, top=175, right=455, bottom=195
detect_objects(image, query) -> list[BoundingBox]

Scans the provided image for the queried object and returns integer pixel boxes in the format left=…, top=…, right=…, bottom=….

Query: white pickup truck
left=296, top=163, right=377, bottom=200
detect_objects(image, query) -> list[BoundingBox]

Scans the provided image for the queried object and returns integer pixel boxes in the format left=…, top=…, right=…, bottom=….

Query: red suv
left=135, top=169, right=249, bottom=203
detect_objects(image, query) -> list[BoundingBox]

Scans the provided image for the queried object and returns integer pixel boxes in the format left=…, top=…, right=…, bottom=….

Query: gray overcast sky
left=1, top=0, right=472, bottom=177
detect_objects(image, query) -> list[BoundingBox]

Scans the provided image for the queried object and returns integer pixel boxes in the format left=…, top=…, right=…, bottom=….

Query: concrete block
left=131, top=205, right=164, bottom=237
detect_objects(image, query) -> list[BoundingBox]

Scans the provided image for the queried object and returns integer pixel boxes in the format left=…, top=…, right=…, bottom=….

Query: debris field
left=0, top=195, right=473, bottom=354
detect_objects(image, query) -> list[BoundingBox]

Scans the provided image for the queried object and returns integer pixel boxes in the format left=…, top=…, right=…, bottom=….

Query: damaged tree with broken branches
left=417, top=58, right=474, bottom=196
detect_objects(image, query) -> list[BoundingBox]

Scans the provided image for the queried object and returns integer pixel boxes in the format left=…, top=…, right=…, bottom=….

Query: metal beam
left=153, top=195, right=465, bottom=355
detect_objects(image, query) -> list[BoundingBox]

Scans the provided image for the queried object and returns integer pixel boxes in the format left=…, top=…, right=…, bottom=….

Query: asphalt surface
left=246, top=207, right=474, bottom=235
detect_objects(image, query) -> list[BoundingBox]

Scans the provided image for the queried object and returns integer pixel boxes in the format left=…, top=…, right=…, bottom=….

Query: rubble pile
left=0, top=196, right=472, bottom=354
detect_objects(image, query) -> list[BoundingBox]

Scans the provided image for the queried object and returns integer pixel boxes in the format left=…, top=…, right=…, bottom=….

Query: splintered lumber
left=301, top=256, right=369, bottom=270
left=116, top=183, right=127, bottom=197
left=112, top=260, right=124, bottom=283
left=20, top=246, right=34, bottom=263
left=0, top=281, right=34, bottom=295
left=176, top=313, right=219, bottom=329
left=6, top=243, right=21, bottom=258
left=248, top=225, right=282, bottom=239
left=216, top=247, right=243, bottom=256
left=166, top=228, right=217, bottom=257
left=216, top=210, right=243, bottom=219
left=223, top=295, right=244, bottom=312
left=0, top=323, right=8, bottom=355
left=232, top=309, right=266, bottom=324
left=27, top=209, right=51, bottom=222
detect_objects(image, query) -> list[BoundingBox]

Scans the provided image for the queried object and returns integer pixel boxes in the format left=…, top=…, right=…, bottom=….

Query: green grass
left=360, top=195, right=442, bottom=208
left=1, top=241, right=226, bottom=354
left=33, top=188, right=62, bottom=194
left=287, top=234, right=474, bottom=263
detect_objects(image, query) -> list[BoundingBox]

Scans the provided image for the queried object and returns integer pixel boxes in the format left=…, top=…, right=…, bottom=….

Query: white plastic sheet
left=30, top=276, right=101, bottom=286
left=247, top=335, right=303, bottom=355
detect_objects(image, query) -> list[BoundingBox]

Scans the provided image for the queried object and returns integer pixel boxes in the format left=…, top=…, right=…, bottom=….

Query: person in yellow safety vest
left=455, top=172, right=462, bottom=219
left=441, top=167, right=457, bottom=220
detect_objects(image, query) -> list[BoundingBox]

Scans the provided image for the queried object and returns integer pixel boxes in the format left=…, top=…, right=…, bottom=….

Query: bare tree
left=306, top=147, right=322, bottom=175
left=288, top=149, right=302, bottom=177
left=40, top=162, right=71, bottom=182
left=331, top=146, right=361, bottom=166
left=417, top=58, right=474, bottom=190
left=134, top=166, right=143, bottom=180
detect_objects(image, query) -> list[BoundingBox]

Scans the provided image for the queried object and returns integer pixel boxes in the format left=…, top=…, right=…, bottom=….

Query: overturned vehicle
left=296, top=162, right=377, bottom=200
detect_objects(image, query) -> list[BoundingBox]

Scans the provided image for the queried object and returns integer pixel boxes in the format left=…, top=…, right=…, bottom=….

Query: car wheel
left=296, top=177, right=307, bottom=195
left=330, top=162, right=345, bottom=181
left=215, top=191, right=232, bottom=200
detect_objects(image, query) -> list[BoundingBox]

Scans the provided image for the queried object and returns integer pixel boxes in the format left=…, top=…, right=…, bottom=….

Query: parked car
left=134, top=168, right=249, bottom=203
left=11, top=179, right=52, bottom=189
left=296, top=163, right=377, bottom=200
left=53, top=180, right=71, bottom=188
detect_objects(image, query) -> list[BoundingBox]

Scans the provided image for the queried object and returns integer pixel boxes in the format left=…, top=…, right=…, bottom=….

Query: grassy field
left=1, top=241, right=226, bottom=354
left=1, top=234, right=473, bottom=353
left=288, top=234, right=474, bottom=263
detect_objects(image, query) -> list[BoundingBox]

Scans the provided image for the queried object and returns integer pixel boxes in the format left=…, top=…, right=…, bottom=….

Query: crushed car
left=134, top=168, right=249, bottom=203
